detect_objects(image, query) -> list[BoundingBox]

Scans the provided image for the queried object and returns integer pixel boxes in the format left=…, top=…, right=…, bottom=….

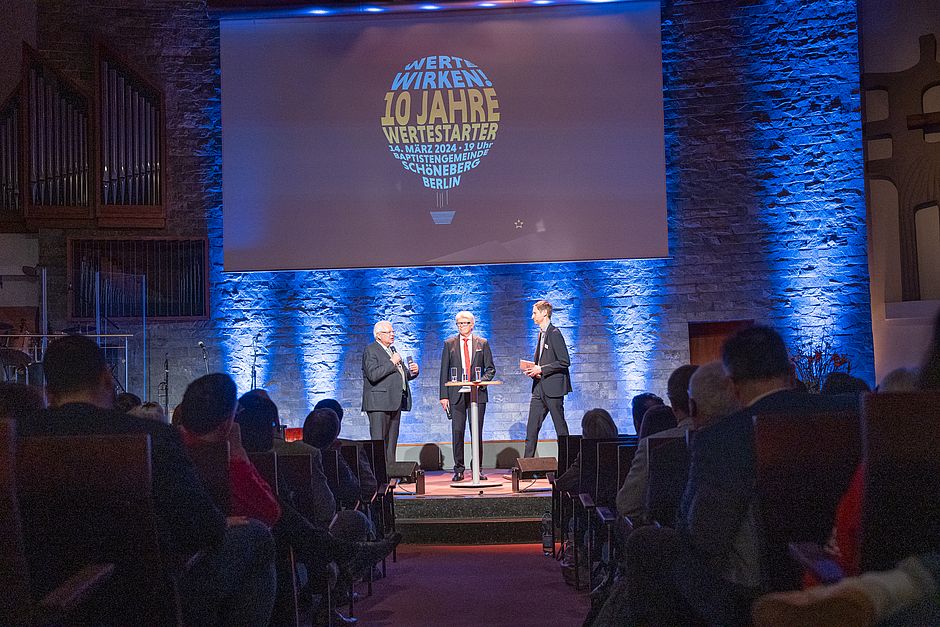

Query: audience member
left=238, top=390, right=336, bottom=528
left=114, top=391, right=142, bottom=413
left=617, top=363, right=729, bottom=520
left=0, top=381, right=45, bottom=421
left=876, top=367, right=919, bottom=392
left=554, top=408, right=618, bottom=497
left=318, top=398, right=379, bottom=498
left=178, top=374, right=282, bottom=527
left=753, top=551, right=940, bottom=626
left=821, top=371, right=870, bottom=396
left=18, top=336, right=276, bottom=626
left=128, top=401, right=167, bottom=423
left=637, top=404, right=677, bottom=439
left=630, top=392, right=664, bottom=436
left=304, top=407, right=362, bottom=508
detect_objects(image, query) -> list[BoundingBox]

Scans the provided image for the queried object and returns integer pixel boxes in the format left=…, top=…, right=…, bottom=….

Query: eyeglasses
left=378, top=330, right=394, bottom=335
left=456, top=321, right=473, bottom=326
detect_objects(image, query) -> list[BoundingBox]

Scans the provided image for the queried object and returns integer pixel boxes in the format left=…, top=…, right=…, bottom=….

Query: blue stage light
left=363, top=6, right=384, bottom=12
left=533, top=1, right=554, bottom=5
left=478, top=2, right=497, bottom=6
left=419, top=4, right=441, bottom=9
left=307, top=8, right=330, bottom=14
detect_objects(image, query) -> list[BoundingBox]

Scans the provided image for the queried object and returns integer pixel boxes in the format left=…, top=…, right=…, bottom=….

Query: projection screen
left=220, top=2, right=667, bottom=271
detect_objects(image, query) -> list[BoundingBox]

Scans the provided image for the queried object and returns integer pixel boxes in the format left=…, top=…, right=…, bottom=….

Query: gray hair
left=455, top=311, right=475, bottom=324
left=878, top=367, right=919, bottom=392
left=688, top=361, right=740, bottom=423
left=373, top=320, right=392, bottom=339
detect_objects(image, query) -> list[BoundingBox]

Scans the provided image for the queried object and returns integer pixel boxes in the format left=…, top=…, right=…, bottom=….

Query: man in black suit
left=439, top=310, right=497, bottom=481
left=523, top=300, right=572, bottom=458
left=17, top=335, right=277, bottom=626
left=361, top=319, right=419, bottom=463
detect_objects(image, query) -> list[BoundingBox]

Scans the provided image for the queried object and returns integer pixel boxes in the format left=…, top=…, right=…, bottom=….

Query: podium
left=445, top=379, right=502, bottom=488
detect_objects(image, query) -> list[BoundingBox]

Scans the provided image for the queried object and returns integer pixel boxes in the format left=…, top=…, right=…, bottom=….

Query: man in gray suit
left=523, top=299, right=572, bottom=458
left=439, top=310, right=497, bottom=482
left=361, top=320, right=419, bottom=463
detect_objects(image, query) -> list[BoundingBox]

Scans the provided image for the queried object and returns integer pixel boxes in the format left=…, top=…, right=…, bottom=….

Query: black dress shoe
left=315, top=608, right=358, bottom=626
left=452, top=471, right=464, bottom=482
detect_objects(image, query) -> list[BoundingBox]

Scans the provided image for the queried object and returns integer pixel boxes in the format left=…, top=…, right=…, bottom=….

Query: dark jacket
left=533, top=323, right=572, bottom=398
left=361, top=341, right=418, bottom=412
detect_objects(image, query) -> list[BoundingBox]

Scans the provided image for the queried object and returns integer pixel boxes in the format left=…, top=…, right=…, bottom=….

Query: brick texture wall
left=30, top=0, right=873, bottom=447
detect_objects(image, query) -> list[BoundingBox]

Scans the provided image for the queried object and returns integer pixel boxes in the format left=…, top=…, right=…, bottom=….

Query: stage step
left=394, top=492, right=551, bottom=544
left=397, top=516, right=542, bottom=544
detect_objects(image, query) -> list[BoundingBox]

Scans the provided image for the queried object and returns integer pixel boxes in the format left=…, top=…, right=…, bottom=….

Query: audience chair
left=552, top=434, right=581, bottom=559
left=1, top=420, right=114, bottom=626
left=753, top=410, right=860, bottom=591
left=361, top=439, right=396, bottom=566
left=645, top=436, right=691, bottom=528
left=17, top=432, right=181, bottom=624
left=248, top=451, right=301, bottom=627
left=860, top=392, right=940, bottom=572
left=573, top=436, right=634, bottom=590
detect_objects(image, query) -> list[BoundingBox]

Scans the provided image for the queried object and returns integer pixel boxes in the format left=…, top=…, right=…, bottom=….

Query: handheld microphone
left=389, top=345, right=397, bottom=354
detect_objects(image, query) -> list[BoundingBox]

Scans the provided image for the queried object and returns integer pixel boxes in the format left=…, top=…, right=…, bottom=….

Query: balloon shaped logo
left=381, top=55, right=499, bottom=192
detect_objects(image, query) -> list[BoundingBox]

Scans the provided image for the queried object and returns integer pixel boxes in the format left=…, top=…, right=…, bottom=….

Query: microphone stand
left=201, top=344, right=209, bottom=375
left=158, top=353, right=170, bottom=415
left=251, top=335, right=259, bottom=390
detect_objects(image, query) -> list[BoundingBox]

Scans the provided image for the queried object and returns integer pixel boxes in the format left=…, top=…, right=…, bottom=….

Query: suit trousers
left=524, top=391, right=568, bottom=458
left=451, top=398, right=486, bottom=473
left=368, top=409, right=402, bottom=463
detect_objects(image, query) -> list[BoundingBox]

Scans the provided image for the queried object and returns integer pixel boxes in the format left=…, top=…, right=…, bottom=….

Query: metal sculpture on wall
left=863, top=33, right=940, bottom=301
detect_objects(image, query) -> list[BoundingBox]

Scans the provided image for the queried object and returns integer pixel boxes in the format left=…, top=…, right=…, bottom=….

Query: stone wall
left=28, top=0, right=873, bottom=447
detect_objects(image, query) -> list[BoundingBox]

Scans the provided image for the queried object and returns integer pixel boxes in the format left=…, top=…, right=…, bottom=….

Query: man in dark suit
left=439, top=310, right=497, bottom=481
left=17, top=335, right=277, bottom=626
left=362, top=319, right=419, bottom=464
left=523, top=299, right=572, bottom=458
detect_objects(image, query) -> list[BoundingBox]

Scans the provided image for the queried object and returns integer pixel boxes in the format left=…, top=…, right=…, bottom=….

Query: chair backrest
left=362, top=439, right=389, bottom=485
left=645, top=436, right=690, bottom=527
left=617, top=443, right=638, bottom=487
left=595, top=438, right=636, bottom=508
left=340, top=445, right=360, bottom=482
left=320, top=448, right=341, bottom=498
left=17, top=432, right=163, bottom=616
left=0, top=420, right=31, bottom=626
left=184, top=439, right=231, bottom=514
left=278, top=453, right=314, bottom=500
left=578, top=437, right=621, bottom=503
left=558, top=434, right=581, bottom=476
left=861, top=392, right=940, bottom=571
left=248, top=450, right=279, bottom=495
left=754, top=410, right=860, bottom=590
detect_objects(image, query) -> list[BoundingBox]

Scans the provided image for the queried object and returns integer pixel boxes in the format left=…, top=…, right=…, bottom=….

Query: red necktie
left=463, top=337, right=472, bottom=377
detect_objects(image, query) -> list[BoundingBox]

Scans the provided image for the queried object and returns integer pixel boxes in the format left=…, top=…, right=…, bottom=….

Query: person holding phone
left=361, top=320, right=419, bottom=464
left=439, top=311, right=496, bottom=481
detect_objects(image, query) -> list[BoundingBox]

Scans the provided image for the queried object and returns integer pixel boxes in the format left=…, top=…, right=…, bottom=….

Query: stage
left=392, top=468, right=552, bottom=545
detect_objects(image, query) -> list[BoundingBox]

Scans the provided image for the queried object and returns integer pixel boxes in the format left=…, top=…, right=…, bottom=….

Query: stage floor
left=392, top=468, right=552, bottom=498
